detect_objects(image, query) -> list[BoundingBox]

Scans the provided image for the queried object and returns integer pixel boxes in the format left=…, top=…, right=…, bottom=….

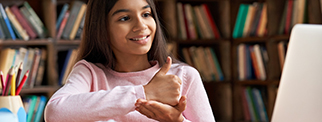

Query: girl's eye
left=119, top=16, right=130, bottom=21
left=142, top=12, right=151, bottom=18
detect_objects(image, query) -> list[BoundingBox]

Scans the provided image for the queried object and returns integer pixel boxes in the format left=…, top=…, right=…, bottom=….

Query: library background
left=0, top=0, right=320, bottom=122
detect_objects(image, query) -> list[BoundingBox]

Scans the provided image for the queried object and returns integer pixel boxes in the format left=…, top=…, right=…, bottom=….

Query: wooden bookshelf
left=160, top=0, right=322, bottom=122
left=1, top=0, right=322, bottom=122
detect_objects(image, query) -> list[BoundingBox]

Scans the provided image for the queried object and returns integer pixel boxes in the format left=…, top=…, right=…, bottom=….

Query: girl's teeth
left=132, top=36, right=147, bottom=41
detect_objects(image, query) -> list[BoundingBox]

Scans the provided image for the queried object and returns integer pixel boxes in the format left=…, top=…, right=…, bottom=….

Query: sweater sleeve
left=182, top=66, right=216, bottom=122
left=45, top=62, right=146, bottom=122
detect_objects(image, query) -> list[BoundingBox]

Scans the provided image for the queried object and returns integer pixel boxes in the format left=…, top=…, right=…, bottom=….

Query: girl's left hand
left=135, top=96, right=187, bottom=122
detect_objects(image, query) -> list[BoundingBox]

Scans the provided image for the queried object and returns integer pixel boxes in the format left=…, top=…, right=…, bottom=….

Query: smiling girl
left=44, top=0, right=215, bottom=121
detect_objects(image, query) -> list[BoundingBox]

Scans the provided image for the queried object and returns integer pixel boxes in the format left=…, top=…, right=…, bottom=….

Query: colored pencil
left=16, top=70, right=29, bottom=95
left=0, top=71, right=4, bottom=96
left=3, top=67, right=13, bottom=96
left=16, top=62, right=22, bottom=89
left=11, top=73, right=15, bottom=96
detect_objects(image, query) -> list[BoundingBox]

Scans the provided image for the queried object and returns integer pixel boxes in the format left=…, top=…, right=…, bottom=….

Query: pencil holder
left=0, top=95, right=26, bottom=122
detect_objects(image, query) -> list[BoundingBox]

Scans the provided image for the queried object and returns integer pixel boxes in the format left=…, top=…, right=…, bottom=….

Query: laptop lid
left=271, top=24, right=322, bottom=122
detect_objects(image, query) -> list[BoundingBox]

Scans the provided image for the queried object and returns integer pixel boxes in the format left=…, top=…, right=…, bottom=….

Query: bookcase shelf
left=160, top=0, right=322, bottom=121
left=1, top=0, right=321, bottom=121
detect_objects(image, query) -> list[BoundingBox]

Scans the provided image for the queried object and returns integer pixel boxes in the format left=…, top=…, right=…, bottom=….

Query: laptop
left=271, top=24, right=322, bottom=122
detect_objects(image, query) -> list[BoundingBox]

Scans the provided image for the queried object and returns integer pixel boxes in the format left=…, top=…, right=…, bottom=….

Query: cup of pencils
left=0, top=95, right=26, bottom=122
left=0, top=63, right=29, bottom=122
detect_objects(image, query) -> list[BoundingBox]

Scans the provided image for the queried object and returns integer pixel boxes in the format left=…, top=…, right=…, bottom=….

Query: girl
left=45, top=0, right=215, bottom=121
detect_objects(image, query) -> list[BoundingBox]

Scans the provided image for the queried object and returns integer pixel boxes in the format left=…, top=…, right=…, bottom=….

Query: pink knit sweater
left=45, top=60, right=215, bottom=122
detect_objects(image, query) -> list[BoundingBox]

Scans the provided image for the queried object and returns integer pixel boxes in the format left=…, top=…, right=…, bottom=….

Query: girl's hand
left=144, top=56, right=182, bottom=106
left=135, top=96, right=187, bottom=122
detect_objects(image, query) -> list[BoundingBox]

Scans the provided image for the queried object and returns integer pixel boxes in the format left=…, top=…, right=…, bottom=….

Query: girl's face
left=108, top=0, right=156, bottom=58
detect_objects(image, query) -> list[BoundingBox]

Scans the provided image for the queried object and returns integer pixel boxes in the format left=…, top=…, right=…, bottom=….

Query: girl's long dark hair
left=76, top=0, right=172, bottom=68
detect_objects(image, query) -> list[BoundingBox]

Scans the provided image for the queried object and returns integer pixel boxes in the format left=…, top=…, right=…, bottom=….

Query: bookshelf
left=0, top=0, right=87, bottom=121
left=1, top=0, right=322, bottom=122
left=159, top=0, right=322, bottom=122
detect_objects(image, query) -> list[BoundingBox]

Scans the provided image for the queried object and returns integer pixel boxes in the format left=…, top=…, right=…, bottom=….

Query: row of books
left=233, top=3, right=267, bottom=39
left=0, top=47, right=47, bottom=89
left=237, top=44, right=268, bottom=81
left=56, top=1, right=86, bottom=40
left=0, top=2, right=47, bottom=40
left=176, top=3, right=221, bottom=40
left=278, top=0, right=307, bottom=35
left=241, top=87, right=269, bottom=122
left=58, top=49, right=78, bottom=85
left=181, top=46, right=224, bottom=82
left=22, top=95, right=47, bottom=122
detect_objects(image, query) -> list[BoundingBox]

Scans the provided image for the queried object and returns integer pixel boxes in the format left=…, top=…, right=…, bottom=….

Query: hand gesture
left=144, top=56, right=182, bottom=106
left=135, top=96, right=187, bottom=122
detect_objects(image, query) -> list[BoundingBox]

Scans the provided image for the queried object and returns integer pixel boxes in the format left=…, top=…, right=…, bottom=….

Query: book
left=69, top=3, right=87, bottom=40
left=193, top=5, right=211, bottom=39
left=0, top=48, right=16, bottom=82
left=176, top=2, right=187, bottom=39
left=201, top=4, right=221, bottom=39
left=34, top=96, right=47, bottom=122
left=5, top=7, right=29, bottom=40
left=0, top=19, right=5, bottom=39
left=196, top=47, right=212, bottom=81
left=208, top=48, right=224, bottom=81
left=181, top=47, right=194, bottom=67
left=23, top=1, right=47, bottom=38
left=253, top=44, right=266, bottom=80
left=252, top=88, right=269, bottom=122
left=183, top=4, right=197, bottom=39
left=241, top=87, right=251, bottom=121
left=62, top=1, right=84, bottom=39
left=59, top=50, right=73, bottom=85
left=56, top=11, right=70, bottom=39
left=19, top=7, right=44, bottom=38
left=0, top=3, right=16, bottom=40
left=75, top=11, right=86, bottom=39
left=245, top=87, right=259, bottom=121
left=233, top=4, right=248, bottom=39
left=35, top=49, right=47, bottom=86
left=26, top=95, right=37, bottom=122
left=10, top=5, right=37, bottom=39
left=0, top=6, right=10, bottom=39
left=198, top=5, right=215, bottom=39
left=23, top=48, right=35, bottom=87
left=28, top=48, right=41, bottom=88
left=62, top=49, right=78, bottom=85
left=242, top=4, right=256, bottom=37
left=56, top=3, right=69, bottom=30
left=237, top=44, right=246, bottom=80
left=256, top=3, right=267, bottom=37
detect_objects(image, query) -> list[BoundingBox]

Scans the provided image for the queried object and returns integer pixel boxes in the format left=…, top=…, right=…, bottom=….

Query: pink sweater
left=45, top=60, right=215, bottom=122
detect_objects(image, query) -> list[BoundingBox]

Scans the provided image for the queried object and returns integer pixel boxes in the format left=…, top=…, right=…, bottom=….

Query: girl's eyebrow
left=112, top=5, right=151, bottom=16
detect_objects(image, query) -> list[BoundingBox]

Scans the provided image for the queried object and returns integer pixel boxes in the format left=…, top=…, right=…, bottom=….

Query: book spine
left=0, top=4, right=15, bottom=40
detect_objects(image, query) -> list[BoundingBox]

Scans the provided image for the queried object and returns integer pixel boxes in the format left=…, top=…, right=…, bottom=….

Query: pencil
left=11, top=73, right=15, bottom=96
left=16, top=62, right=22, bottom=89
left=16, top=70, right=29, bottom=95
left=0, top=71, right=4, bottom=96
left=3, top=67, right=13, bottom=96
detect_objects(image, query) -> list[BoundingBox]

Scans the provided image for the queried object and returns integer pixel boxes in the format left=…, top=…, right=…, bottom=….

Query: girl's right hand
left=143, top=57, right=182, bottom=106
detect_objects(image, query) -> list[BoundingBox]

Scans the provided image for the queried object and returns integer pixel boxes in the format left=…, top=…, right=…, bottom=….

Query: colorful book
left=34, top=96, right=47, bottom=122
left=5, top=7, right=29, bottom=40
left=23, top=1, right=47, bottom=38
left=233, top=4, right=249, bottom=39
left=10, top=5, right=37, bottom=39
left=56, top=3, right=69, bottom=30
left=69, top=3, right=87, bottom=40
left=0, top=3, right=16, bottom=40
left=62, top=1, right=84, bottom=39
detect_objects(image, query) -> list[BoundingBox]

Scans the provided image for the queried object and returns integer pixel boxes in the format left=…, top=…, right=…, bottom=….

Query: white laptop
left=271, top=24, right=322, bottom=122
